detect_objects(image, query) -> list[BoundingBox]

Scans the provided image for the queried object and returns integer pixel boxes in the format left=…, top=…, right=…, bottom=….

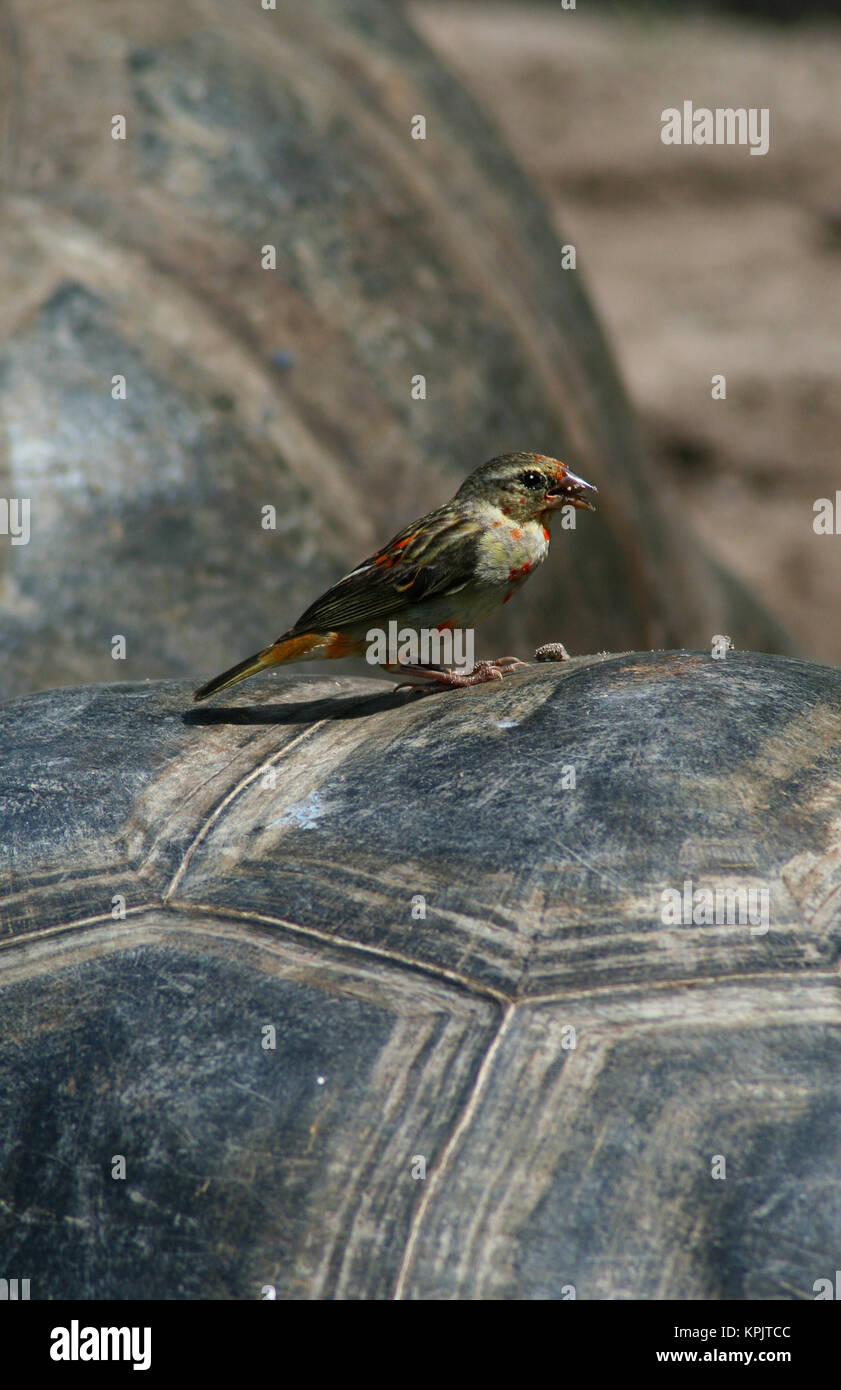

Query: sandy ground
left=413, top=3, right=841, bottom=663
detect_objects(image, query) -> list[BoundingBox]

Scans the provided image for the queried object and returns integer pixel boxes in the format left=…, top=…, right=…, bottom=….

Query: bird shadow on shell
left=181, top=666, right=530, bottom=725
left=182, top=685, right=425, bottom=726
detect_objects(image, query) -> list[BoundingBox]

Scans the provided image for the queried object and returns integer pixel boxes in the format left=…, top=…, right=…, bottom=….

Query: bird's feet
left=385, top=656, right=527, bottom=692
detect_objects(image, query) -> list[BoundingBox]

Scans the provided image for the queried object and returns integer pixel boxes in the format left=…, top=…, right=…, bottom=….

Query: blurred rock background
left=1, top=0, right=834, bottom=698
left=415, top=0, right=841, bottom=662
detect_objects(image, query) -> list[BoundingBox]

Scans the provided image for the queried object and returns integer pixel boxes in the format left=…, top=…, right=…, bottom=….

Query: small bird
left=193, top=452, right=597, bottom=701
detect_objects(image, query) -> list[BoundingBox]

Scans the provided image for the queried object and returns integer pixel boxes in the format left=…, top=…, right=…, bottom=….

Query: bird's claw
left=385, top=656, right=527, bottom=692
left=488, top=656, right=528, bottom=674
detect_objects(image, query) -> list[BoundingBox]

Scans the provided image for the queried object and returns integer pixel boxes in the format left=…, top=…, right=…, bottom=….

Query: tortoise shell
left=1, top=650, right=839, bottom=1298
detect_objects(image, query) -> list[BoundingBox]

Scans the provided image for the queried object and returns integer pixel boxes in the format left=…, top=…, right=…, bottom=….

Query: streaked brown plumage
left=193, top=452, right=597, bottom=700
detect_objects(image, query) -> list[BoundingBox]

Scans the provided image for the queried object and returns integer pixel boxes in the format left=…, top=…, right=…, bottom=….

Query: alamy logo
left=0, top=1278, right=30, bottom=1299
left=661, top=102, right=770, bottom=156
left=661, top=879, right=769, bottom=935
left=50, top=1321, right=151, bottom=1371
left=0, top=497, right=30, bottom=545
left=366, top=622, right=474, bottom=674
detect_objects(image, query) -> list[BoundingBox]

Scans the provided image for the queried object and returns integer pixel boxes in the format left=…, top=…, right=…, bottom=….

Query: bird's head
left=456, top=452, right=598, bottom=525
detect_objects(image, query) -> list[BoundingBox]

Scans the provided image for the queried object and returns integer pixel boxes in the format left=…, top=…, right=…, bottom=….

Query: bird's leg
left=383, top=657, right=528, bottom=691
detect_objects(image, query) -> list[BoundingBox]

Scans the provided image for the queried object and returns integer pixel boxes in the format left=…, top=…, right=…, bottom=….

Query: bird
left=193, top=451, right=597, bottom=701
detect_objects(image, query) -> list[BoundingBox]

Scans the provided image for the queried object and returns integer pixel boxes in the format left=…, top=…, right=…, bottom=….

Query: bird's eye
left=518, top=470, right=544, bottom=490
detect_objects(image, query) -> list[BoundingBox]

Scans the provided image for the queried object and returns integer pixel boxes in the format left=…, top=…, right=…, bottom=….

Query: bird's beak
left=544, top=465, right=598, bottom=512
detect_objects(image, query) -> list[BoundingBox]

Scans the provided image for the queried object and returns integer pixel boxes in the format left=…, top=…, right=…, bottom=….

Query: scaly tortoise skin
left=0, top=0, right=789, bottom=702
left=1, top=650, right=840, bottom=1299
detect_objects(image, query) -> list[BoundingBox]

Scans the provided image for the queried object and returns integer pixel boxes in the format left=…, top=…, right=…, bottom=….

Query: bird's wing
left=284, top=506, right=480, bottom=636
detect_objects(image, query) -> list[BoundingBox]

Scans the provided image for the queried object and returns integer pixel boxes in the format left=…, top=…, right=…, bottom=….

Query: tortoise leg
left=383, top=657, right=527, bottom=691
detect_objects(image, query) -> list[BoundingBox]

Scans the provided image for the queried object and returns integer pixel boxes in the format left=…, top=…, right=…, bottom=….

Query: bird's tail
left=193, top=632, right=322, bottom=702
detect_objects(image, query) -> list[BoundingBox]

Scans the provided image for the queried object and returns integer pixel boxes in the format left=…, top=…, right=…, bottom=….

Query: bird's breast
left=475, top=516, right=550, bottom=590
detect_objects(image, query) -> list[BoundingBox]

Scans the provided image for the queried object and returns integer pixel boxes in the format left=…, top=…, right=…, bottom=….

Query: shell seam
left=392, top=1000, right=516, bottom=1300
left=163, top=719, right=328, bottom=901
